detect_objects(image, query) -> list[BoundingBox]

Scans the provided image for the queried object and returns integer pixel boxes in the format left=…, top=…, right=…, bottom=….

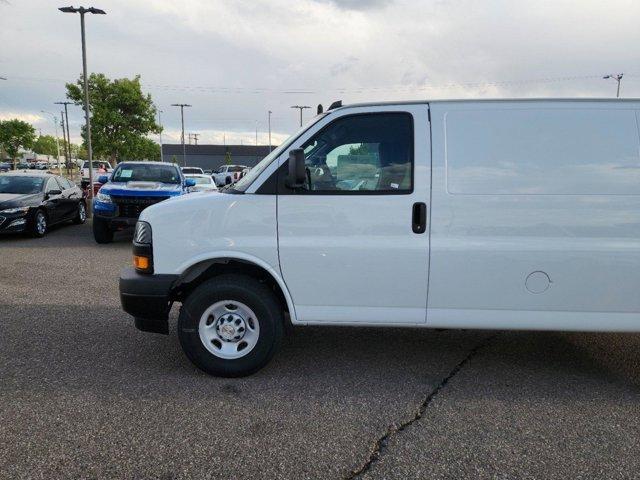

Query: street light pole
left=55, top=102, right=73, bottom=175
left=290, top=105, right=310, bottom=127
left=59, top=5, right=106, bottom=207
left=158, top=109, right=164, bottom=162
left=41, top=111, right=62, bottom=174
left=59, top=112, right=69, bottom=170
left=603, top=73, right=624, bottom=98
left=171, top=103, right=191, bottom=166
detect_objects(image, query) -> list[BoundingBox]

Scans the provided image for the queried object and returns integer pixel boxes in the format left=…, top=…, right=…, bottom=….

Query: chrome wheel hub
left=198, top=300, right=260, bottom=359
left=36, top=214, right=46, bottom=234
left=216, top=313, right=246, bottom=341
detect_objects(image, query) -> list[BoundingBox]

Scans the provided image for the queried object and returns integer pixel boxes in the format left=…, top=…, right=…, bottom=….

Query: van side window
left=298, top=113, right=413, bottom=194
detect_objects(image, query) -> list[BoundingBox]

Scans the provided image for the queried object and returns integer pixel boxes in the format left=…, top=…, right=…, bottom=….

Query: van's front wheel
left=178, top=275, right=284, bottom=377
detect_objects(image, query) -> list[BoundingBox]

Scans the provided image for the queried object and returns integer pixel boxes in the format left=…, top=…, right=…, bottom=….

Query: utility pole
left=41, top=111, right=62, bottom=174
left=290, top=105, right=310, bottom=127
left=255, top=123, right=258, bottom=146
left=157, top=109, right=164, bottom=162
left=192, top=133, right=199, bottom=146
left=59, top=113, right=69, bottom=171
left=268, top=110, right=272, bottom=152
left=171, top=103, right=191, bottom=166
left=603, top=73, right=624, bottom=98
left=59, top=5, right=106, bottom=207
left=55, top=101, right=73, bottom=175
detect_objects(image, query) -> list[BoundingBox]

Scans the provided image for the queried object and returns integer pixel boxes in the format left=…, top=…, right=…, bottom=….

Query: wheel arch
left=171, top=254, right=298, bottom=324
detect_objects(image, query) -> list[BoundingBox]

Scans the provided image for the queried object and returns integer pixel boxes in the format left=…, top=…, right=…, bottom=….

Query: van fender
left=175, top=251, right=299, bottom=324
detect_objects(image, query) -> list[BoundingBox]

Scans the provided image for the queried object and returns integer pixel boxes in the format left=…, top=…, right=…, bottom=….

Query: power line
left=6, top=74, right=640, bottom=95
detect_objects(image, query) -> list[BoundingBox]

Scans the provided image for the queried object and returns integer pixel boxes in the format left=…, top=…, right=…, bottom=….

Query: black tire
left=178, top=274, right=284, bottom=377
left=93, top=216, right=113, bottom=243
left=30, top=209, right=47, bottom=238
left=73, top=201, right=87, bottom=224
left=225, top=176, right=232, bottom=185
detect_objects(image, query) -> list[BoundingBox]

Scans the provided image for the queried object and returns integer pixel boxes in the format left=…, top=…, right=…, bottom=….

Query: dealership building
left=161, top=144, right=273, bottom=171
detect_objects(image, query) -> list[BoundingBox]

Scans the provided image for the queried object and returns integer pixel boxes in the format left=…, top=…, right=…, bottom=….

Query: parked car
left=0, top=171, right=86, bottom=237
left=212, top=165, right=248, bottom=186
left=119, top=98, right=640, bottom=377
left=181, top=167, right=204, bottom=175
left=16, top=162, right=30, bottom=170
left=35, top=161, right=49, bottom=170
left=92, top=161, right=195, bottom=244
left=81, top=160, right=113, bottom=187
left=0, top=162, right=11, bottom=173
left=184, top=174, right=218, bottom=193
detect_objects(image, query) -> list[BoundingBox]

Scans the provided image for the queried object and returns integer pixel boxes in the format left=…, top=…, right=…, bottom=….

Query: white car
left=212, top=165, right=248, bottom=186
left=182, top=167, right=204, bottom=175
left=119, top=98, right=640, bottom=377
left=185, top=174, right=218, bottom=193
left=81, top=161, right=113, bottom=184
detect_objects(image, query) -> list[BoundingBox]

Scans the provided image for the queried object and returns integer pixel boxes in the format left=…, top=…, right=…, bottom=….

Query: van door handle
left=412, top=202, right=427, bottom=234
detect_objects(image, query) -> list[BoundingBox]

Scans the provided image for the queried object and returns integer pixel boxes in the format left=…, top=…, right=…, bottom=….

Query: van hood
left=100, top=181, right=183, bottom=197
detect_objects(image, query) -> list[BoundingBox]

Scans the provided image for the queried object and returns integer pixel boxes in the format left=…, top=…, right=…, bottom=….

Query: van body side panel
left=427, top=101, right=640, bottom=331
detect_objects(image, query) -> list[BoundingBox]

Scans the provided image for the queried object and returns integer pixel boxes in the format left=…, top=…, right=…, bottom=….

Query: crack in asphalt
left=345, top=333, right=497, bottom=479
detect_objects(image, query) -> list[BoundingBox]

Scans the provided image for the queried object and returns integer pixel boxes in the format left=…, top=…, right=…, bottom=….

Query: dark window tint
left=55, top=177, right=67, bottom=190
left=45, top=178, right=60, bottom=193
left=0, top=176, right=45, bottom=194
left=298, top=113, right=413, bottom=193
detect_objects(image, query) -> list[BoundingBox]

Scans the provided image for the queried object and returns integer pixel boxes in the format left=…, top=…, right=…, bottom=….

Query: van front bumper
left=119, top=267, right=179, bottom=334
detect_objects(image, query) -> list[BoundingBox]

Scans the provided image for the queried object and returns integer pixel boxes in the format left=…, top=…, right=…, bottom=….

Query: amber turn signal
left=133, top=255, right=150, bottom=271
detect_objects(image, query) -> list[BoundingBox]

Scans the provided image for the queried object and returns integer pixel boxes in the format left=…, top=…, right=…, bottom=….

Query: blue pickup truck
left=92, top=161, right=195, bottom=243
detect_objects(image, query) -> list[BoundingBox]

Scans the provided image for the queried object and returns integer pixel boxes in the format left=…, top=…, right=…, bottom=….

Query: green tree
left=224, top=149, right=232, bottom=165
left=121, top=136, right=160, bottom=161
left=69, top=143, right=88, bottom=160
left=0, top=119, right=36, bottom=168
left=66, top=73, right=161, bottom=163
left=348, top=143, right=371, bottom=155
left=33, top=135, right=60, bottom=157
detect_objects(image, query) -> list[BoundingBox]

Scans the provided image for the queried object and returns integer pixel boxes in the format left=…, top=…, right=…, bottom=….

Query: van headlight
left=133, top=221, right=153, bottom=273
left=134, top=221, right=152, bottom=245
left=96, top=192, right=112, bottom=203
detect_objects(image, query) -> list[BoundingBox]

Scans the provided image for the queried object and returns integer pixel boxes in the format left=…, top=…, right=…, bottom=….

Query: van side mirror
left=185, top=178, right=196, bottom=187
left=98, top=175, right=108, bottom=184
left=286, top=149, right=307, bottom=189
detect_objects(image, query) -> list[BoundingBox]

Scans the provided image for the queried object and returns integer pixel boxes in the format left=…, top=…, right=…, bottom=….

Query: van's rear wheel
left=178, top=274, right=284, bottom=377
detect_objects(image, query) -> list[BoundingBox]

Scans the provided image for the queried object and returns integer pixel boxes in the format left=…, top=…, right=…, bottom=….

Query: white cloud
left=0, top=0, right=639, bottom=144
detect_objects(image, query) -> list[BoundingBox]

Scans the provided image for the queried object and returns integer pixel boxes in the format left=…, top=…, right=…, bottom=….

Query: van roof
left=334, top=98, right=640, bottom=110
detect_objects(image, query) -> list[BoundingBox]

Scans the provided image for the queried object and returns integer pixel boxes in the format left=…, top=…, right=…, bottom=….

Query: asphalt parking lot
left=1, top=222, right=640, bottom=479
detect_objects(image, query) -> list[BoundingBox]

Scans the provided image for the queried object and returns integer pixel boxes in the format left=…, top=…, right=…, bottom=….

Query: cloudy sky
left=1, top=0, right=639, bottom=145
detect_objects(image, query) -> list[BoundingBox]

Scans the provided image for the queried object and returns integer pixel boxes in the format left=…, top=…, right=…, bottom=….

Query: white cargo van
left=119, top=99, right=640, bottom=377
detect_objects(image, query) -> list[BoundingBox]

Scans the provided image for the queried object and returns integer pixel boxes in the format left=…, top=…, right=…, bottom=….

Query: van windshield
left=233, top=114, right=327, bottom=192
